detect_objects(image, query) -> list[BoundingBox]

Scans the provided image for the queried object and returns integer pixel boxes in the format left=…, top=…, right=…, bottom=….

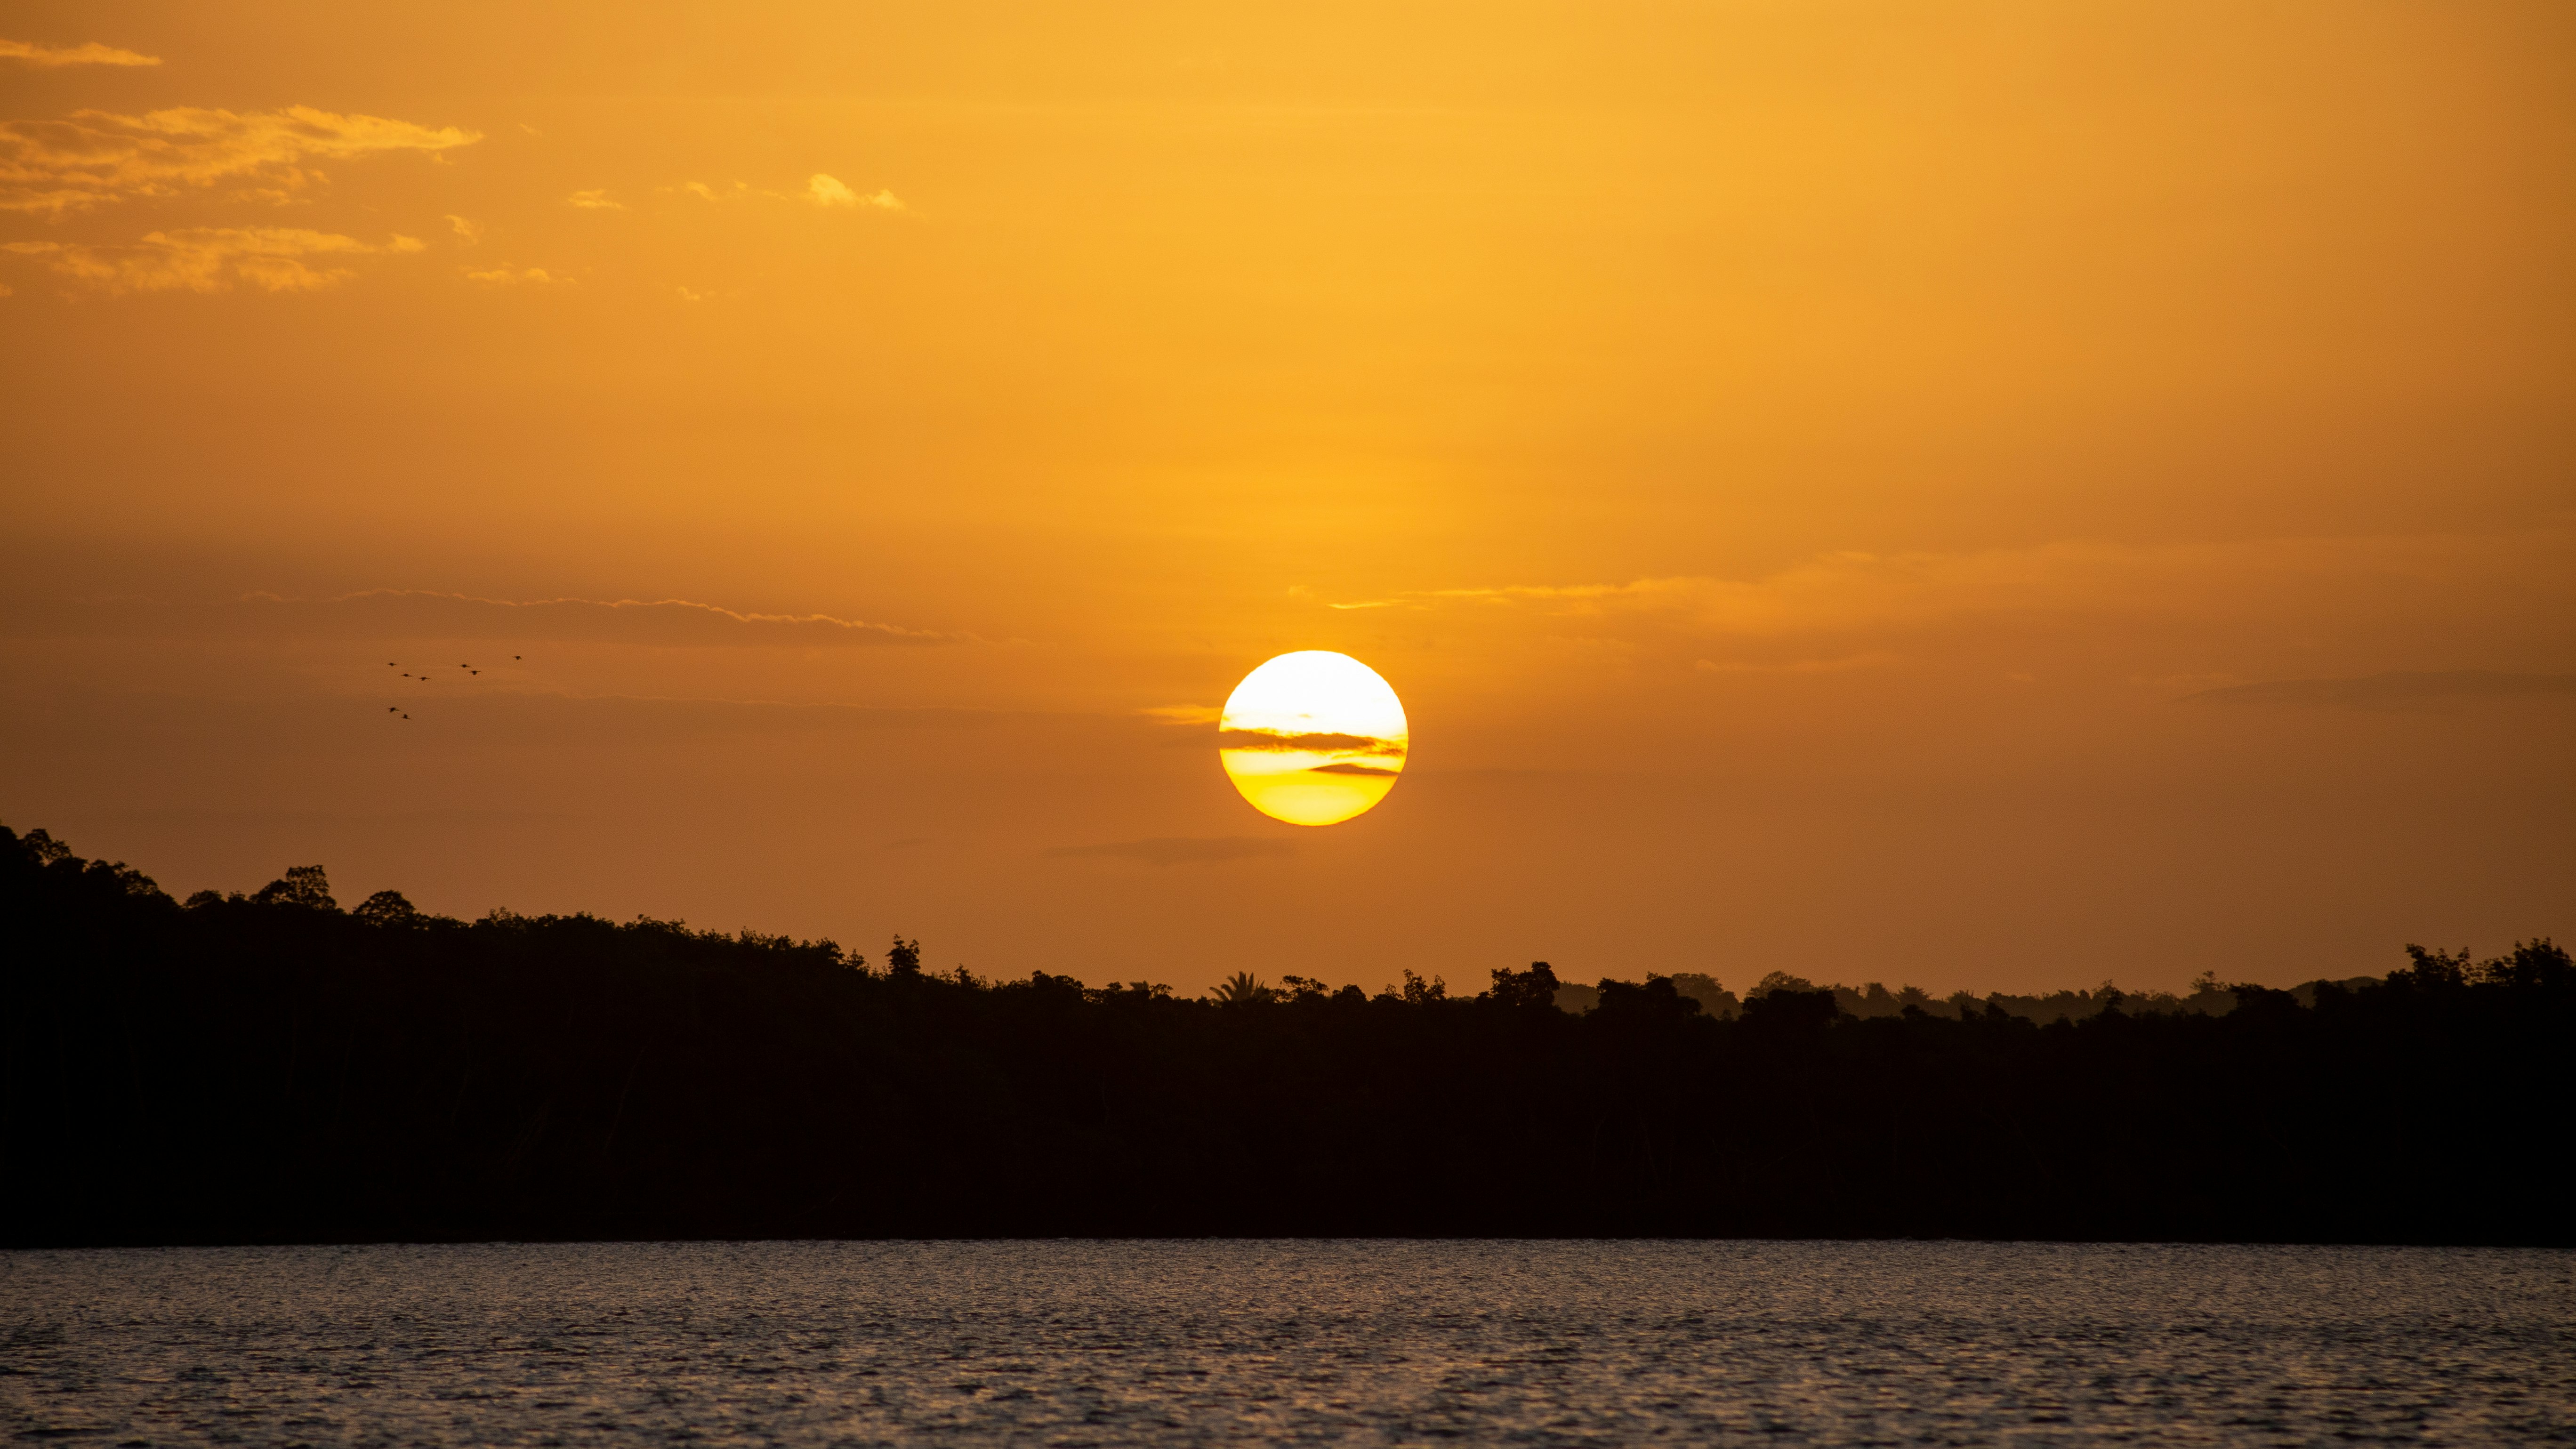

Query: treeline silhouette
left=1548, top=973, right=2260, bottom=1024
left=4, top=822, right=2568, bottom=1246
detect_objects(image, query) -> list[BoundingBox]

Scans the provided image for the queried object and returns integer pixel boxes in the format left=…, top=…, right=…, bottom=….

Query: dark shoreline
left=8, top=822, right=2569, bottom=1249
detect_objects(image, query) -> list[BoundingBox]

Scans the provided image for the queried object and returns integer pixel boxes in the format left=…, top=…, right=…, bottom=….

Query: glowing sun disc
left=1219, top=651, right=1408, bottom=826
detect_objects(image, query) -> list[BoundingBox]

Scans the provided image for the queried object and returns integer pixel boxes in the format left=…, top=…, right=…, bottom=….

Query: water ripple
left=2, top=1241, right=2570, bottom=1446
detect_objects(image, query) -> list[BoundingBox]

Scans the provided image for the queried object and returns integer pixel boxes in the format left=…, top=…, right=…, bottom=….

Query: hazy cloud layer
left=0, top=105, right=479, bottom=217
left=2183, top=672, right=2576, bottom=711
left=2, top=590, right=962, bottom=645
left=0, top=38, right=161, bottom=68
left=258, top=590, right=957, bottom=646
left=5, top=228, right=422, bottom=292
left=1047, top=837, right=1295, bottom=866
left=1332, top=533, right=2576, bottom=657
left=6, top=686, right=1066, bottom=760
left=1694, top=652, right=1897, bottom=675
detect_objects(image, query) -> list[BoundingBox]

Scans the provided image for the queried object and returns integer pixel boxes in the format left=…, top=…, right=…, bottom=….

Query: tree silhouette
left=1211, top=971, right=1272, bottom=1005
left=1, top=818, right=2568, bottom=1247
left=1487, top=961, right=1557, bottom=1009
left=354, top=889, right=421, bottom=926
left=250, top=865, right=336, bottom=911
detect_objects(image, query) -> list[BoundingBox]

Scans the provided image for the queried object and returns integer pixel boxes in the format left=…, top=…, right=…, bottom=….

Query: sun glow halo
left=1218, top=652, right=1409, bottom=827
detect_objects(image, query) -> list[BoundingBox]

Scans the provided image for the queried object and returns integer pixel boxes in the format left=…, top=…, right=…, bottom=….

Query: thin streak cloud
left=0, top=38, right=162, bottom=68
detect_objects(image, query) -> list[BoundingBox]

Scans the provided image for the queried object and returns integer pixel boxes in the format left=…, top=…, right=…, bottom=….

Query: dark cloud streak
left=1047, top=837, right=1295, bottom=866
left=2182, top=671, right=2576, bottom=710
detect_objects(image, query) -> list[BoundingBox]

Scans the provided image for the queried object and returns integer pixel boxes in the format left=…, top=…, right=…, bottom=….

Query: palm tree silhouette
left=1210, top=971, right=1272, bottom=1005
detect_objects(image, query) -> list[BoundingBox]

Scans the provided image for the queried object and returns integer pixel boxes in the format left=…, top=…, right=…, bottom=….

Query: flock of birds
left=386, top=655, right=523, bottom=720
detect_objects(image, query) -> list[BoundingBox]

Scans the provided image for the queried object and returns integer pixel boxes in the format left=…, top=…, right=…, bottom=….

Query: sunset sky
left=4, top=0, right=2570, bottom=998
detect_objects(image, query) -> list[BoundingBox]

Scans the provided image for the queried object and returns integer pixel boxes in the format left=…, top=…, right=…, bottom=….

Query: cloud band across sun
left=1218, top=652, right=1409, bottom=827
left=1214, top=728, right=1405, bottom=756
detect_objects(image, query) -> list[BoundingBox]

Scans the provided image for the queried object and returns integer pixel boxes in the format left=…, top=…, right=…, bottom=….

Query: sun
left=1218, top=651, right=1409, bottom=826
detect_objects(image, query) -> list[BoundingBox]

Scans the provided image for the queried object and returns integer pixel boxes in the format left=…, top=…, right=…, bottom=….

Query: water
left=2, top=1241, right=2569, bottom=1446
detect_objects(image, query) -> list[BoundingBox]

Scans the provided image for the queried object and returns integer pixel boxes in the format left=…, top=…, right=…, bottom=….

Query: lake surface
left=3, top=1241, right=2569, bottom=1446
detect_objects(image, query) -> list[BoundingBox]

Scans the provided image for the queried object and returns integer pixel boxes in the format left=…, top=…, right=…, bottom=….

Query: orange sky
left=4, top=0, right=2571, bottom=997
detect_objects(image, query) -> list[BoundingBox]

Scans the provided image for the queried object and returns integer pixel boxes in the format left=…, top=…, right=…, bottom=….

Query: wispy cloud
left=1140, top=704, right=1221, bottom=726
left=1048, top=837, right=1294, bottom=866
left=444, top=214, right=481, bottom=243
left=806, top=173, right=901, bottom=210
left=0, top=38, right=161, bottom=68
left=665, top=176, right=902, bottom=211
left=564, top=188, right=622, bottom=210
left=0, top=105, right=478, bottom=217
left=462, top=264, right=557, bottom=285
left=670, top=180, right=781, bottom=203
left=4, top=227, right=422, bottom=292
left=2182, top=672, right=2576, bottom=711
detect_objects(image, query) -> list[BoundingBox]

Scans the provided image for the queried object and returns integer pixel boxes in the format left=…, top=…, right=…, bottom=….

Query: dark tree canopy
left=249, top=864, right=337, bottom=912
left=2, top=821, right=2568, bottom=1247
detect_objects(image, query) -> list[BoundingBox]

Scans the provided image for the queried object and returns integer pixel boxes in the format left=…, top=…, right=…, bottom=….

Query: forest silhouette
left=3, top=822, right=2568, bottom=1247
